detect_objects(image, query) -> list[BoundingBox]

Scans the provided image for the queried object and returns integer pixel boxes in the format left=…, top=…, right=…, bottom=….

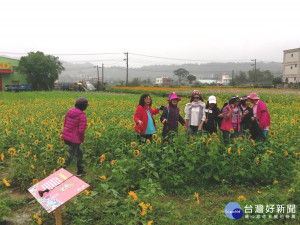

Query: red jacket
left=134, top=105, right=159, bottom=134
left=61, top=108, right=87, bottom=144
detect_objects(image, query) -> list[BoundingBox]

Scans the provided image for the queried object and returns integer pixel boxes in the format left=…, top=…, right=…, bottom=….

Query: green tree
left=129, top=78, right=141, bottom=86
left=18, top=51, right=64, bottom=90
left=173, top=68, right=189, bottom=84
left=273, top=77, right=283, bottom=86
left=234, top=71, right=248, bottom=85
left=186, top=74, right=196, bottom=84
left=248, top=69, right=274, bottom=84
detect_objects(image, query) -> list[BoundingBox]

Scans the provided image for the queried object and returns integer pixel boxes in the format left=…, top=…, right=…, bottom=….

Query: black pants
left=137, top=133, right=153, bottom=144
left=64, top=140, right=84, bottom=173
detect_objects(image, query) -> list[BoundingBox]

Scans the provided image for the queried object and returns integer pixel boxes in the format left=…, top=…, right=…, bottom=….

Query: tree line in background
left=17, top=51, right=283, bottom=90
left=126, top=68, right=282, bottom=87
left=233, top=69, right=282, bottom=86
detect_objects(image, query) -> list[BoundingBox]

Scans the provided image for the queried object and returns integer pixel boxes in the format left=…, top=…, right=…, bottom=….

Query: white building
left=198, top=79, right=217, bottom=84
left=282, top=48, right=300, bottom=83
left=156, top=77, right=173, bottom=85
left=221, top=74, right=232, bottom=85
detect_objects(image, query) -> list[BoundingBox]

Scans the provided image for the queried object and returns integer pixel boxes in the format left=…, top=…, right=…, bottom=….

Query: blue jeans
left=222, top=129, right=240, bottom=144
left=255, top=130, right=268, bottom=142
left=188, top=125, right=202, bottom=136
left=262, top=130, right=268, bottom=136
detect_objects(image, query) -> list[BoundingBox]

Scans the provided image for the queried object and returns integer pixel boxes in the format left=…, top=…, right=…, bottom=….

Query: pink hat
left=168, top=91, right=181, bottom=102
left=248, top=93, right=260, bottom=100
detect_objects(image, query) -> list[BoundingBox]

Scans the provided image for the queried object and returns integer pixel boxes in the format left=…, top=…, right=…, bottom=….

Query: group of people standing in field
left=133, top=90, right=271, bottom=144
left=60, top=91, right=271, bottom=176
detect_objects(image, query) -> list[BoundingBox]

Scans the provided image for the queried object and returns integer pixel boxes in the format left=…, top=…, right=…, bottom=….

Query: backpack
left=166, top=106, right=180, bottom=122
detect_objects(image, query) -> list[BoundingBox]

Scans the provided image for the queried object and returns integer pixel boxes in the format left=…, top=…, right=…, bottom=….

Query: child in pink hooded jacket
left=62, top=97, right=88, bottom=176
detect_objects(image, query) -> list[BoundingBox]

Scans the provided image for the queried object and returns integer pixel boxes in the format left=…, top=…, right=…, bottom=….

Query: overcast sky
left=1, top=0, right=300, bottom=67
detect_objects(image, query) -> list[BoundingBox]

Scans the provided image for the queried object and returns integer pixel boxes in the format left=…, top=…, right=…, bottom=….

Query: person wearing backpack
left=184, top=90, right=206, bottom=136
left=160, top=92, right=185, bottom=140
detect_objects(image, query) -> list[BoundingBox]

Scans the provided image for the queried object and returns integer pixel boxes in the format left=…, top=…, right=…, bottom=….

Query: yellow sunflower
left=139, top=202, right=147, bottom=216
left=83, top=190, right=90, bottom=195
left=3, top=178, right=10, bottom=187
left=133, top=150, right=140, bottom=157
left=47, top=144, right=53, bottom=151
left=57, top=157, right=65, bottom=166
left=194, top=192, right=200, bottom=205
left=100, top=154, right=105, bottom=163
left=8, top=148, right=17, bottom=156
left=227, top=147, right=231, bottom=154
left=128, top=191, right=138, bottom=202
left=238, top=195, right=246, bottom=202
left=32, top=179, right=39, bottom=184
left=130, top=142, right=137, bottom=148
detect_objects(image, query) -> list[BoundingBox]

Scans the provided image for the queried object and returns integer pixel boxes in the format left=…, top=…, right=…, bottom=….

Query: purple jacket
left=160, top=105, right=185, bottom=137
left=62, top=108, right=87, bottom=144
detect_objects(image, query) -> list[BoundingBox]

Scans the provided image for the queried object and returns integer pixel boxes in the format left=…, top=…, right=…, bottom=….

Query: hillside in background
left=60, top=61, right=282, bottom=83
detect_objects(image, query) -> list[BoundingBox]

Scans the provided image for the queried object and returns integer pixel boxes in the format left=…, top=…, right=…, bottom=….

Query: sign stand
left=55, top=207, right=62, bottom=225
left=28, top=168, right=90, bottom=225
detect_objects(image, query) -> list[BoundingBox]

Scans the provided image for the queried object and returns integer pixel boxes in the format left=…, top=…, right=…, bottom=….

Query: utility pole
left=102, top=63, right=104, bottom=90
left=251, top=59, right=256, bottom=86
left=124, top=52, right=128, bottom=85
left=94, top=65, right=102, bottom=91
left=96, top=65, right=100, bottom=91
left=231, top=70, right=234, bottom=86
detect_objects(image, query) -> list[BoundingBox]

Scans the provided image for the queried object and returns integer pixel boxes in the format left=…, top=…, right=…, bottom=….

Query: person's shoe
left=76, top=170, right=87, bottom=177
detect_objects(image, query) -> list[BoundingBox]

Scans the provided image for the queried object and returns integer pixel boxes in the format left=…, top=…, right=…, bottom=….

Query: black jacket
left=239, top=106, right=254, bottom=130
left=203, top=105, right=221, bottom=134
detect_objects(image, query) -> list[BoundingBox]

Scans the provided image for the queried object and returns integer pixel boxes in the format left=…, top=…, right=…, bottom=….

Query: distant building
left=0, top=56, right=28, bottom=91
left=282, top=48, right=300, bottom=83
left=221, top=74, right=232, bottom=85
left=156, top=77, right=173, bottom=85
left=198, top=79, right=217, bottom=84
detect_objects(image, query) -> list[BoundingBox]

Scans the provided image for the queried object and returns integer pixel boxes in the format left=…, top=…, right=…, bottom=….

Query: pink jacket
left=221, top=105, right=241, bottom=132
left=254, top=100, right=271, bottom=130
left=62, top=108, right=87, bottom=144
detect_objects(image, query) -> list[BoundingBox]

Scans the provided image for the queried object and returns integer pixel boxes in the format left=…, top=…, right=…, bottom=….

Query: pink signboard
left=28, top=168, right=90, bottom=213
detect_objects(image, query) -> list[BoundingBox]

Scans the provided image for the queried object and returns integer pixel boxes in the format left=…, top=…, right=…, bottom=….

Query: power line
left=130, top=53, right=254, bottom=62
left=64, top=58, right=122, bottom=62
left=0, top=52, right=124, bottom=56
